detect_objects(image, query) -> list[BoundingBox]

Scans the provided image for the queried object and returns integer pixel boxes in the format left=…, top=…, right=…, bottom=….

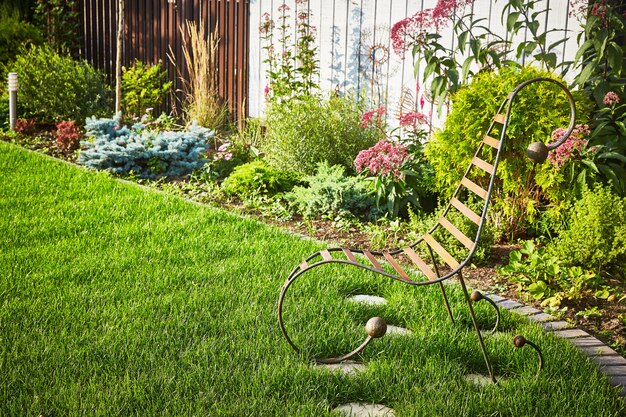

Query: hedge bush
left=426, top=66, right=591, bottom=239
left=8, top=45, right=111, bottom=123
left=263, top=94, right=379, bottom=175
left=221, top=160, right=301, bottom=198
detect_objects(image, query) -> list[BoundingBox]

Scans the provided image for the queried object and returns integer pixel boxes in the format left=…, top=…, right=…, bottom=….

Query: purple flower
left=548, top=124, right=590, bottom=168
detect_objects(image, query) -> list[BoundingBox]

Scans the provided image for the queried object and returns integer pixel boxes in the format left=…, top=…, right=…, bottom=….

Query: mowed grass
left=0, top=141, right=624, bottom=416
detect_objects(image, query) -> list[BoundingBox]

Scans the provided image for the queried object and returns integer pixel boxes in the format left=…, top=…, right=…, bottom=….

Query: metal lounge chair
left=278, top=78, right=577, bottom=383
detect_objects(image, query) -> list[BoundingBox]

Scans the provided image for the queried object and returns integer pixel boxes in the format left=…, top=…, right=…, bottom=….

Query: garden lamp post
left=8, top=73, right=17, bottom=131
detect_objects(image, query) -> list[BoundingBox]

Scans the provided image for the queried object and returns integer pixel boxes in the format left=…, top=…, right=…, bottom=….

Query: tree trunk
left=115, top=0, right=124, bottom=117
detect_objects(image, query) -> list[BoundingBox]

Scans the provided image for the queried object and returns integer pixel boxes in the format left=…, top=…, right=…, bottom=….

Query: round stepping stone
left=385, top=325, right=412, bottom=336
left=347, top=295, right=387, bottom=305
left=317, top=360, right=365, bottom=375
left=333, top=402, right=396, bottom=417
left=464, top=373, right=506, bottom=386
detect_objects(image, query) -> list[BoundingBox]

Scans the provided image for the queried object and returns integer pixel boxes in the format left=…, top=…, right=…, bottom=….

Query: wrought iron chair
left=278, top=78, right=576, bottom=383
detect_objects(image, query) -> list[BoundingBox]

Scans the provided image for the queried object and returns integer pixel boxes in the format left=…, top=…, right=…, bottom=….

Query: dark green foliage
left=221, top=160, right=301, bottom=198
left=121, top=60, right=172, bottom=119
left=78, top=115, right=212, bottom=179
left=9, top=45, right=111, bottom=122
left=426, top=66, right=591, bottom=239
left=548, top=185, right=626, bottom=275
left=263, top=93, right=379, bottom=174
left=0, top=5, right=41, bottom=66
left=34, top=0, right=80, bottom=56
left=286, top=162, right=376, bottom=219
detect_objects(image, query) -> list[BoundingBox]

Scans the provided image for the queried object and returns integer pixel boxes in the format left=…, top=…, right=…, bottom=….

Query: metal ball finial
left=470, top=290, right=483, bottom=302
left=513, top=335, right=527, bottom=348
left=527, top=142, right=549, bottom=164
left=365, top=317, right=387, bottom=338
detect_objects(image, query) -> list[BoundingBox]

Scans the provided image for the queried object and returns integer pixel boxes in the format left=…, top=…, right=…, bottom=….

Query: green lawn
left=0, top=141, right=624, bottom=416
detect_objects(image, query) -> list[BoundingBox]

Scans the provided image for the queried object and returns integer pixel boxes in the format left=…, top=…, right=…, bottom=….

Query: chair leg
left=438, top=282, right=455, bottom=324
left=458, top=272, right=496, bottom=383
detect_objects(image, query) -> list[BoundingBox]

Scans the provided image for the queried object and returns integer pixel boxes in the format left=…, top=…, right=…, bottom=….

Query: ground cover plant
left=1, top=142, right=625, bottom=415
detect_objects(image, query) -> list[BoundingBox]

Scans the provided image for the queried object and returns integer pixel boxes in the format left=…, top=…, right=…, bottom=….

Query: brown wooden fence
left=78, top=0, right=249, bottom=121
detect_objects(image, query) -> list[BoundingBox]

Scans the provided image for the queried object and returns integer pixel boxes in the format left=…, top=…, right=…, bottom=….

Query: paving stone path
left=330, top=292, right=626, bottom=416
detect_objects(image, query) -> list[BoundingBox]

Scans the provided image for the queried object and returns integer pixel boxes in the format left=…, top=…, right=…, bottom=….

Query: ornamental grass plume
left=354, top=139, right=410, bottom=181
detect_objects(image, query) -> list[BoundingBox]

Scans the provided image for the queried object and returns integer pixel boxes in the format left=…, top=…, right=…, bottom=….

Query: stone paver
left=386, top=325, right=412, bottom=336
left=318, top=361, right=365, bottom=375
left=598, top=366, right=626, bottom=376
left=495, top=299, right=524, bottom=310
left=541, top=320, right=572, bottom=331
left=554, top=328, right=590, bottom=339
left=347, top=295, right=387, bottom=305
left=510, top=305, right=542, bottom=316
left=484, top=293, right=507, bottom=303
left=591, top=355, right=626, bottom=367
left=333, top=403, right=395, bottom=417
left=526, top=313, right=556, bottom=322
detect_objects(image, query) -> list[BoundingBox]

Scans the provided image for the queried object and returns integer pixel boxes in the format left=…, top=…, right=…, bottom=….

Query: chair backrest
left=400, top=77, right=576, bottom=283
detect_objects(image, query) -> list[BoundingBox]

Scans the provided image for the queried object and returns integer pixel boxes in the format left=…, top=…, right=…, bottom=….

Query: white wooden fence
left=248, top=0, right=583, bottom=124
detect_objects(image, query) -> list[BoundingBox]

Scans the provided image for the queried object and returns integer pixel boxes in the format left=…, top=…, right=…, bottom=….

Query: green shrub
left=286, top=162, right=376, bottom=219
left=548, top=185, right=626, bottom=274
left=426, top=66, right=591, bottom=239
left=221, top=160, right=302, bottom=198
left=121, top=60, right=172, bottom=119
left=9, top=45, right=111, bottom=123
left=263, top=93, right=379, bottom=174
left=0, top=5, right=41, bottom=66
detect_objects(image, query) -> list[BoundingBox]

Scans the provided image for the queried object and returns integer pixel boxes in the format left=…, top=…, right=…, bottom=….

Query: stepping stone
left=317, top=360, right=365, bottom=375
left=385, top=325, right=412, bottom=336
left=554, top=328, right=589, bottom=339
left=333, top=402, right=395, bottom=417
left=464, top=373, right=501, bottom=386
left=347, top=295, right=387, bottom=306
left=484, top=293, right=507, bottom=303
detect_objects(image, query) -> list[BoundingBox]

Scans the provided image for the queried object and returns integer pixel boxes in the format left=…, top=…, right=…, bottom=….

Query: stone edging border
left=485, top=292, right=626, bottom=398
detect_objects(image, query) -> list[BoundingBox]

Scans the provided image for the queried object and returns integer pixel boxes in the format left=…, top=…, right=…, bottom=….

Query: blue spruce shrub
left=78, top=115, right=212, bottom=178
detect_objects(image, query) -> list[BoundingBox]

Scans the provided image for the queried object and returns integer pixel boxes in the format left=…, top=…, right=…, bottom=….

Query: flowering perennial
left=398, top=111, right=430, bottom=129
left=391, top=0, right=474, bottom=55
left=354, top=140, right=410, bottom=181
left=361, top=106, right=386, bottom=128
left=603, top=91, right=620, bottom=106
left=548, top=124, right=591, bottom=168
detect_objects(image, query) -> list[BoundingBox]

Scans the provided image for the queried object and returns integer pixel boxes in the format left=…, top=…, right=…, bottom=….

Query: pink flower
left=548, top=124, right=590, bottom=168
left=361, top=106, right=386, bottom=128
left=354, top=140, right=410, bottom=181
left=264, top=84, right=270, bottom=97
left=278, top=3, right=290, bottom=12
left=223, top=152, right=233, bottom=161
left=603, top=91, right=620, bottom=106
left=398, top=111, right=430, bottom=129
left=390, top=0, right=474, bottom=55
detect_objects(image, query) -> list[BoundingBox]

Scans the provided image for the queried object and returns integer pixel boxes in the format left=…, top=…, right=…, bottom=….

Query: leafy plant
left=259, top=2, right=319, bottom=101
left=498, top=240, right=605, bottom=306
left=221, top=160, right=301, bottom=198
left=547, top=185, right=626, bottom=275
left=34, top=0, right=80, bottom=56
left=78, top=115, right=212, bottom=179
left=426, top=66, right=591, bottom=239
left=54, top=120, right=82, bottom=157
left=0, top=4, right=41, bottom=66
left=121, top=60, right=172, bottom=120
left=390, top=0, right=570, bottom=111
left=286, top=162, right=376, bottom=219
left=8, top=45, right=111, bottom=123
left=14, top=119, right=37, bottom=135
left=263, top=93, right=379, bottom=174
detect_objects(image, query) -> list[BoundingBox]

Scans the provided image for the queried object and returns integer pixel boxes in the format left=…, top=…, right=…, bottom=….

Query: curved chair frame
left=278, top=78, right=576, bottom=383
